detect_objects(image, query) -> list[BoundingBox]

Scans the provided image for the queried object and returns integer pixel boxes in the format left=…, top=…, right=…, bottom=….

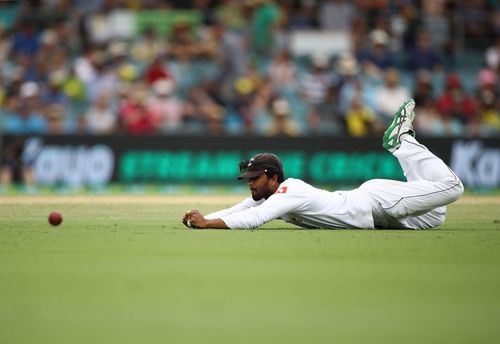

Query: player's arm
left=219, top=192, right=303, bottom=229
left=183, top=210, right=229, bottom=229
left=182, top=197, right=263, bottom=229
left=204, top=196, right=263, bottom=219
left=182, top=191, right=302, bottom=230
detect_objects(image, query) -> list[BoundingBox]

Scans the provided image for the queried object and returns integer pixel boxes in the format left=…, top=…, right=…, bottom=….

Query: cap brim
left=237, top=170, right=266, bottom=180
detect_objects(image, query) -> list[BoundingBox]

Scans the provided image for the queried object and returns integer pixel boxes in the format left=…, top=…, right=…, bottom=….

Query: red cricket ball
left=48, top=212, right=63, bottom=226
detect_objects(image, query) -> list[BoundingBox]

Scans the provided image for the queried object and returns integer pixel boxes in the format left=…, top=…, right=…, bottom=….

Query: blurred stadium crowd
left=1, top=0, right=499, bottom=137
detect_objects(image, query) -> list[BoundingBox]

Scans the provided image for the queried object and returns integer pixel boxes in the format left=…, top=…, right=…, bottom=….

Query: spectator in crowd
left=299, top=54, right=339, bottom=134
left=143, top=54, right=175, bottom=86
left=3, top=82, right=47, bottom=134
left=337, top=53, right=376, bottom=116
left=206, top=20, right=246, bottom=83
left=227, top=77, right=257, bottom=134
left=168, top=20, right=219, bottom=61
left=61, top=68, right=87, bottom=118
left=22, top=53, right=47, bottom=84
left=83, top=90, right=117, bottom=134
left=74, top=45, right=100, bottom=86
left=130, top=26, right=165, bottom=66
left=37, top=29, right=59, bottom=62
left=147, top=79, right=184, bottom=133
left=1, top=94, right=18, bottom=127
left=355, top=0, right=390, bottom=29
left=214, top=0, right=247, bottom=33
left=86, top=54, right=119, bottom=104
left=345, top=93, right=379, bottom=137
left=267, top=49, right=297, bottom=94
left=435, top=73, right=477, bottom=130
left=44, top=103, right=67, bottom=134
left=248, top=0, right=283, bottom=63
left=475, top=68, right=499, bottom=134
left=192, top=0, right=217, bottom=25
left=183, top=84, right=224, bottom=134
left=266, top=98, right=299, bottom=137
left=374, top=68, right=411, bottom=125
left=318, top=0, right=356, bottom=31
left=460, top=0, right=493, bottom=50
left=3, top=68, right=23, bottom=99
left=404, top=31, right=444, bottom=73
left=485, top=35, right=500, bottom=71
left=39, top=29, right=71, bottom=80
left=285, top=0, right=318, bottom=30
left=230, top=62, right=266, bottom=133
left=10, top=19, right=40, bottom=57
left=420, top=0, right=451, bottom=54
left=197, top=20, right=227, bottom=66
left=109, top=41, right=141, bottom=86
left=0, top=24, right=11, bottom=64
left=357, top=29, right=396, bottom=78
left=41, top=71, right=69, bottom=108
left=390, top=2, right=417, bottom=52
left=168, top=21, right=195, bottom=62
left=412, top=70, right=435, bottom=107
left=118, top=82, right=156, bottom=134
left=413, top=98, right=451, bottom=136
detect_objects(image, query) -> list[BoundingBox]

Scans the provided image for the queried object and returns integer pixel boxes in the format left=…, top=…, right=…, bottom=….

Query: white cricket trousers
left=359, top=136, right=464, bottom=229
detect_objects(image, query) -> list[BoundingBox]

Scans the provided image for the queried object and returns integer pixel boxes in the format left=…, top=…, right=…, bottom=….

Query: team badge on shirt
left=274, top=186, right=288, bottom=194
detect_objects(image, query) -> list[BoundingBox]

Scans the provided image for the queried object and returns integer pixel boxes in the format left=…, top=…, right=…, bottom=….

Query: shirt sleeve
left=220, top=191, right=305, bottom=229
left=204, top=197, right=263, bottom=220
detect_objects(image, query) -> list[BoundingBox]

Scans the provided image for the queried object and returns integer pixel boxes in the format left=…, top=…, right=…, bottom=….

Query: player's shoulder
left=273, top=178, right=311, bottom=195
left=281, top=178, right=308, bottom=186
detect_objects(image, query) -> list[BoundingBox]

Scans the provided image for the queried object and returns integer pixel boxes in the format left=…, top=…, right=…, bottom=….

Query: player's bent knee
left=437, top=176, right=464, bottom=204
left=448, top=179, right=464, bottom=203
left=457, top=180, right=464, bottom=197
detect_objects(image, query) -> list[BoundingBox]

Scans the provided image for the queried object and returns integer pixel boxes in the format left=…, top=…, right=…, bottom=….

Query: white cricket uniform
left=206, top=136, right=464, bottom=230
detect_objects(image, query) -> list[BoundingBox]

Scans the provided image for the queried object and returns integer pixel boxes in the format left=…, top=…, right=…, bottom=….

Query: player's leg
left=383, top=99, right=459, bottom=183
left=361, top=99, right=463, bottom=229
left=360, top=179, right=456, bottom=228
left=394, top=135, right=460, bottom=183
left=403, top=206, right=447, bottom=229
left=387, top=99, right=463, bottom=213
left=389, top=135, right=463, bottom=228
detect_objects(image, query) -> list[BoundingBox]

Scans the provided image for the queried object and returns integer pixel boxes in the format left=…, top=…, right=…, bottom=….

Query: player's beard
left=250, top=186, right=273, bottom=201
left=250, top=188, right=263, bottom=201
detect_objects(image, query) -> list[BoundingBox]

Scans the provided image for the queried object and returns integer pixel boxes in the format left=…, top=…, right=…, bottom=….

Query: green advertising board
left=119, top=150, right=404, bottom=184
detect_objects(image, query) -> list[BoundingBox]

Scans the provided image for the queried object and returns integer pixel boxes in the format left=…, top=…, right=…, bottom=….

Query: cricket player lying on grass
left=182, top=99, right=464, bottom=230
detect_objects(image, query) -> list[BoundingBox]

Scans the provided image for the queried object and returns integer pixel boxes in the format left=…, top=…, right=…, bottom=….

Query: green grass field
left=1, top=195, right=499, bottom=344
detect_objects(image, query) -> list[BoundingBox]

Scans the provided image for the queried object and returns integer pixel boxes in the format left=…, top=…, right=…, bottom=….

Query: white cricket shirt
left=205, top=178, right=375, bottom=229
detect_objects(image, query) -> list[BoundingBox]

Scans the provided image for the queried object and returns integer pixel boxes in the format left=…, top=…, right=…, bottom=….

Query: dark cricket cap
left=238, top=153, right=284, bottom=180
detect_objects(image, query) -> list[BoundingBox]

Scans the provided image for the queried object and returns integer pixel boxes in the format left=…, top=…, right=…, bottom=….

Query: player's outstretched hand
left=182, top=209, right=195, bottom=228
left=183, top=210, right=205, bottom=229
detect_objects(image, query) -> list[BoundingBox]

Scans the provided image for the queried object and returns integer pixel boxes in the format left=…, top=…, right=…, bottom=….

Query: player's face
left=247, top=173, right=276, bottom=201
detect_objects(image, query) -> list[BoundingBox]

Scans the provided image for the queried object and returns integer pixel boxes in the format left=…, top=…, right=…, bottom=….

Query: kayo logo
left=26, top=138, right=115, bottom=186
left=450, top=140, right=500, bottom=188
